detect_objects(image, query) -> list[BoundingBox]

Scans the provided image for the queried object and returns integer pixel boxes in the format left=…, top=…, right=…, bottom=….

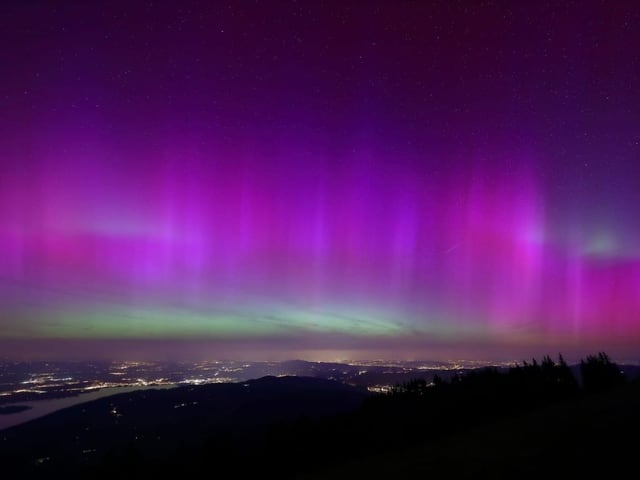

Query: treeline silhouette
left=580, top=352, right=626, bottom=392
left=261, top=351, right=632, bottom=477
left=351, top=352, right=625, bottom=449
left=3, top=352, right=636, bottom=479
left=392, top=351, right=624, bottom=400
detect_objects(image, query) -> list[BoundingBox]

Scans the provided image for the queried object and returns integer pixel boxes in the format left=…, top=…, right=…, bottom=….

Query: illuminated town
left=0, top=359, right=512, bottom=406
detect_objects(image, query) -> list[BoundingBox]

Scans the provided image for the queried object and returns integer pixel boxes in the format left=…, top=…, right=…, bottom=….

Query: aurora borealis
left=1, top=1, right=640, bottom=361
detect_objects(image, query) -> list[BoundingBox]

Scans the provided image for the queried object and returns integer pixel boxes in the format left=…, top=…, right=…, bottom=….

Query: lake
left=0, top=384, right=176, bottom=431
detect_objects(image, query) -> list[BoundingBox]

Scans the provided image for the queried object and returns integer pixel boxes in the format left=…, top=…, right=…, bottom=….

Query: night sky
left=1, top=1, right=640, bottom=362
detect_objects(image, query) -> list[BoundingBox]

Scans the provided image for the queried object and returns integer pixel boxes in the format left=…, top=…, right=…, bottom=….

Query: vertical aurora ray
left=1, top=0, right=640, bottom=360
left=1, top=147, right=640, bottom=354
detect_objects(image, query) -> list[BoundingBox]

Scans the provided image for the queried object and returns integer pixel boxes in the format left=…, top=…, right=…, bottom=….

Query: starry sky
left=1, top=1, right=640, bottom=362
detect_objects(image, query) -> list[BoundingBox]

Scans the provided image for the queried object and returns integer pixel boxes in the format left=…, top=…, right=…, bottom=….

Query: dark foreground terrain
left=2, top=354, right=639, bottom=478
left=307, top=381, right=640, bottom=479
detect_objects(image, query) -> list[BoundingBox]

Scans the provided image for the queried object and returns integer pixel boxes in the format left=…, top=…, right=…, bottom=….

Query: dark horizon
left=3, top=350, right=639, bottom=478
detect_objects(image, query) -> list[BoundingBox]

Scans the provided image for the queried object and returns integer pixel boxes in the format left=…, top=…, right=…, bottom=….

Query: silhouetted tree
left=556, top=353, right=579, bottom=393
left=580, top=352, right=625, bottom=393
left=394, top=378, right=430, bottom=396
